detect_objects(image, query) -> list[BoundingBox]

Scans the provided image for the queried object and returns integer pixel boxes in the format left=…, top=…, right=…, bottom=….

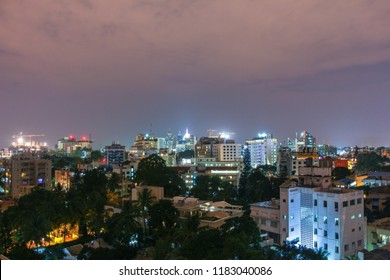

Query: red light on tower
left=69, top=135, right=75, bottom=140
left=82, top=136, right=87, bottom=141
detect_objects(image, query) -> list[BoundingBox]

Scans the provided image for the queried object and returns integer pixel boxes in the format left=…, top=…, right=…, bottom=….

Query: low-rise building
left=366, top=218, right=390, bottom=251
left=54, top=169, right=73, bottom=190
left=172, top=196, right=244, bottom=229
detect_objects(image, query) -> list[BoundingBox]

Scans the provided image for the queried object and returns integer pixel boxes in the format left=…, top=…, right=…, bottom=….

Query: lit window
left=314, top=215, right=318, bottom=222
left=358, top=213, right=362, bottom=218
left=351, top=215, right=355, bottom=219
left=290, top=215, right=294, bottom=219
left=335, top=218, right=339, bottom=226
left=324, top=216, right=328, bottom=224
left=283, top=215, right=287, bottom=220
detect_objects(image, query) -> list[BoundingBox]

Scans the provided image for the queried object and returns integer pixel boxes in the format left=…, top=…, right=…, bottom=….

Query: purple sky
left=1, top=0, right=390, bottom=148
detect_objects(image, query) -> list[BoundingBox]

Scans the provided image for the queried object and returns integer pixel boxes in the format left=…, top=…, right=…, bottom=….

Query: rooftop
left=370, top=217, right=390, bottom=230
left=250, top=199, right=280, bottom=210
left=361, top=244, right=390, bottom=260
left=315, top=187, right=363, bottom=194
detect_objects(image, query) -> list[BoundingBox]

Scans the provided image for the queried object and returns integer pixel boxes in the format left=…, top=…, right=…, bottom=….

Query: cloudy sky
left=1, top=0, right=390, bottom=148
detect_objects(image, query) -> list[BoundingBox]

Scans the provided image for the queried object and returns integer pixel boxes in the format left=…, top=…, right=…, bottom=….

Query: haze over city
left=1, top=0, right=390, bottom=147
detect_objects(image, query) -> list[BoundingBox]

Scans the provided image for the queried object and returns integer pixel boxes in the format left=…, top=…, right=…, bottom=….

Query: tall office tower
left=11, top=152, right=52, bottom=198
left=165, top=131, right=175, bottom=153
left=289, top=131, right=316, bottom=152
left=176, top=128, right=196, bottom=153
left=105, top=142, right=126, bottom=165
left=246, top=133, right=278, bottom=168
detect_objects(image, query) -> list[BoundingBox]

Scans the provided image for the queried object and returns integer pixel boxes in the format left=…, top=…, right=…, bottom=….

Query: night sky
left=1, top=0, right=390, bottom=148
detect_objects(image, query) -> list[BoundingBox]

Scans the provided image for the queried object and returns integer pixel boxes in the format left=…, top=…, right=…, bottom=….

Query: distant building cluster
left=1, top=128, right=390, bottom=259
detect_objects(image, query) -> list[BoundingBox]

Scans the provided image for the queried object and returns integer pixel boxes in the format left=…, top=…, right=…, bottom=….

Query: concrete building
left=131, top=186, right=164, bottom=202
left=57, top=135, right=93, bottom=155
left=366, top=218, right=390, bottom=251
left=250, top=166, right=365, bottom=260
left=195, top=136, right=226, bottom=159
left=362, top=172, right=390, bottom=187
left=291, top=148, right=320, bottom=176
left=11, top=153, right=52, bottom=198
left=364, top=186, right=390, bottom=216
left=288, top=131, right=316, bottom=152
left=317, top=144, right=337, bottom=157
left=54, top=169, right=73, bottom=191
left=246, top=133, right=278, bottom=168
left=212, top=143, right=242, bottom=162
left=105, top=142, right=126, bottom=165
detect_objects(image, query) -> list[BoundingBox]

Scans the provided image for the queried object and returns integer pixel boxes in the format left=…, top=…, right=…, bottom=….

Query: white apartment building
left=251, top=167, right=365, bottom=260
left=246, top=134, right=278, bottom=168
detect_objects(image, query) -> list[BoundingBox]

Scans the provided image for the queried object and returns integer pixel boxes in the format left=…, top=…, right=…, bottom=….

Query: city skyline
left=1, top=1, right=390, bottom=148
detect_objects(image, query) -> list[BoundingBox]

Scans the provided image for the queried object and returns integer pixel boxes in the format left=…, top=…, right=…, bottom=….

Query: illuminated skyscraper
left=246, top=133, right=278, bottom=168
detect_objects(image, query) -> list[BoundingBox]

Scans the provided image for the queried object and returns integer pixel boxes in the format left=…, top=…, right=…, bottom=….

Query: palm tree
left=109, top=202, right=141, bottom=246
left=134, top=188, right=155, bottom=239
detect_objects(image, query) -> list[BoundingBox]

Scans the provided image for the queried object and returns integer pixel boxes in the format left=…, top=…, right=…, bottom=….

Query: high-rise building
left=288, top=131, right=316, bottom=152
left=157, top=138, right=167, bottom=150
left=176, top=128, right=196, bottom=153
left=246, top=133, right=278, bottom=168
left=212, top=143, right=242, bottom=162
left=105, top=142, right=126, bottom=165
left=250, top=166, right=365, bottom=260
left=165, top=131, right=175, bottom=153
left=11, top=153, right=52, bottom=198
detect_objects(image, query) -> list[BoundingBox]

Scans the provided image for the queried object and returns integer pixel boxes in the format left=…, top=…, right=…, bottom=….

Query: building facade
left=250, top=166, right=365, bottom=260
left=105, top=142, right=126, bottom=165
left=11, top=153, right=52, bottom=198
left=246, top=133, right=278, bottom=168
